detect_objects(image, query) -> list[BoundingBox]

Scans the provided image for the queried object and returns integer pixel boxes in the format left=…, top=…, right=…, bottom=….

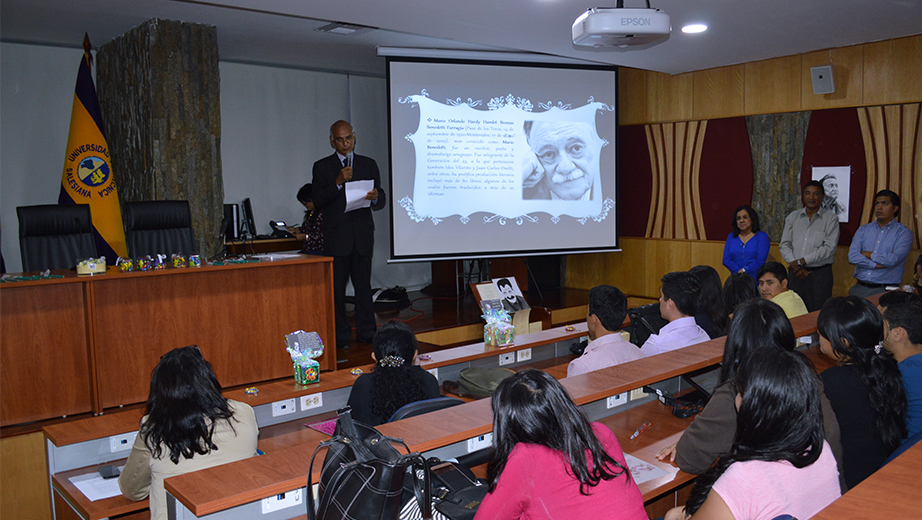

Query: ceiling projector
left=572, top=7, right=671, bottom=48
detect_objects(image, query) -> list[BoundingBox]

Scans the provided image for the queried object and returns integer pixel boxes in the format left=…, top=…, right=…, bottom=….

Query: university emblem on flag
left=64, top=144, right=116, bottom=199
left=78, top=156, right=110, bottom=187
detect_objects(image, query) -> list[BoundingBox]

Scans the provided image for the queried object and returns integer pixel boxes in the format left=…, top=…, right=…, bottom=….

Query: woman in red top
left=474, top=370, right=647, bottom=520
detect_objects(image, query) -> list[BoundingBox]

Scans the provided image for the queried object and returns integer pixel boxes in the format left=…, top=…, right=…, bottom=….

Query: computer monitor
left=241, top=198, right=257, bottom=237
left=223, top=204, right=240, bottom=240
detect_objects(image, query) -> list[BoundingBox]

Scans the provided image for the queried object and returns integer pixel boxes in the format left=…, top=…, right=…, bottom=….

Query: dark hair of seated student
left=478, top=369, right=648, bottom=519
left=488, top=370, right=627, bottom=494
left=689, top=265, right=730, bottom=338
left=344, top=320, right=440, bottom=426
left=723, top=272, right=759, bottom=316
left=682, top=348, right=837, bottom=518
left=718, top=298, right=795, bottom=385
left=142, top=345, right=236, bottom=463
left=817, top=296, right=907, bottom=488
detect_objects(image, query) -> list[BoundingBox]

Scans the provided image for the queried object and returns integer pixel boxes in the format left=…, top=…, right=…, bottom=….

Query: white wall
left=0, top=42, right=430, bottom=290
left=0, top=43, right=77, bottom=273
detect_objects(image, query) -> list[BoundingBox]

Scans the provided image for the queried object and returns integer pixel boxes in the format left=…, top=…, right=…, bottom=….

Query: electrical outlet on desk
left=300, top=393, right=322, bottom=411
left=110, top=432, right=138, bottom=453
left=630, top=387, right=650, bottom=401
left=606, top=392, right=628, bottom=409
left=261, top=489, right=302, bottom=514
left=467, top=432, right=494, bottom=452
left=272, top=398, right=297, bottom=417
left=516, top=348, right=532, bottom=362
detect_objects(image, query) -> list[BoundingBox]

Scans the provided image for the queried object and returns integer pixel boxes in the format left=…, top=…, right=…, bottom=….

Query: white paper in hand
left=345, top=180, right=374, bottom=213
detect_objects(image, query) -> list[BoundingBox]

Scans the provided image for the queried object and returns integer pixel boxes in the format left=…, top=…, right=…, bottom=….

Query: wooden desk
left=42, top=323, right=590, bottom=519
left=809, top=441, right=921, bottom=519
left=2, top=256, right=335, bottom=426
left=225, top=237, right=300, bottom=255
left=162, top=338, right=727, bottom=518
left=48, top=311, right=827, bottom=519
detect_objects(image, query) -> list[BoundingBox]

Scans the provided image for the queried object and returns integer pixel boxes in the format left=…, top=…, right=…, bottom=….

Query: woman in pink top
left=474, top=370, right=647, bottom=520
left=666, top=348, right=840, bottom=520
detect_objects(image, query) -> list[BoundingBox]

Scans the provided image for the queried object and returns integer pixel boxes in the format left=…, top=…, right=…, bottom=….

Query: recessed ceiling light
left=682, top=24, right=708, bottom=34
left=315, top=22, right=375, bottom=36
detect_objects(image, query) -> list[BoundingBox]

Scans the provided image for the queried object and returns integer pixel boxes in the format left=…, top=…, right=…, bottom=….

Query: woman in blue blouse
left=723, top=205, right=769, bottom=280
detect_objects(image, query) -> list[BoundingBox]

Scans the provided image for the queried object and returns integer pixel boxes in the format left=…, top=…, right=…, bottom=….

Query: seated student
left=658, top=299, right=844, bottom=488
left=757, top=261, right=808, bottom=319
left=474, top=370, right=647, bottom=520
left=722, top=272, right=759, bottom=319
left=818, top=296, right=907, bottom=489
left=640, top=271, right=710, bottom=356
left=879, top=291, right=922, bottom=437
left=665, top=348, right=841, bottom=520
left=119, top=346, right=259, bottom=520
left=346, top=320, right=441, bottom=426
left=690, top=265, right=730, bottom=338
left=567, top=285, right=644, bottom=377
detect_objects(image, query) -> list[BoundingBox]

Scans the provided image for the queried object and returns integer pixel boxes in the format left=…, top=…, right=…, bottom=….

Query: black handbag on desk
left=307, top=407, right=431, bottom=520
left=398, top=459, right=488, bottom=520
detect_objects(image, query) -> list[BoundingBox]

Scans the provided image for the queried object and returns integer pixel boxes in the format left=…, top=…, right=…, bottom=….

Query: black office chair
left=388, top=396, right=465, bottom=422
left=123, top=200, right=196, bottom=257
left=17, top=204, right=98, bottom=272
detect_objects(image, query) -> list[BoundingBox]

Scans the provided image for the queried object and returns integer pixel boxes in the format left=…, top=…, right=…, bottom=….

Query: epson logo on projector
left=621, top=18, right=651, bottom=26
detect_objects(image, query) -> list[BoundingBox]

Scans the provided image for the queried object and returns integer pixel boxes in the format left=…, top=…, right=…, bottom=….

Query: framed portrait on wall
left=812, top=166, right=850, bottom=223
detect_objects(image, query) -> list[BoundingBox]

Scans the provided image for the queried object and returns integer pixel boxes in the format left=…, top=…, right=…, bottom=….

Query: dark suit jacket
left=311, top=153, right=386, bottom=256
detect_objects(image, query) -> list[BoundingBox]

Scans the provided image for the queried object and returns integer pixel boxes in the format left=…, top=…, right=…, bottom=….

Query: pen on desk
left=630, top=421, right=652, bottom=440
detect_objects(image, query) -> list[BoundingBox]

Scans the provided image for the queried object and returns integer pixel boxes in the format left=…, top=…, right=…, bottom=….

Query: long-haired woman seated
left=818, top=296, right=907, bottom=488
left=474, top=370, right=647, bottom=520
left=666, top=348, right=841, bottom=520
left=346, top=319, right=441, bottom=426
left=659, top=299, right=843, bottom=482
left=119, top=346, right=259, bottom=520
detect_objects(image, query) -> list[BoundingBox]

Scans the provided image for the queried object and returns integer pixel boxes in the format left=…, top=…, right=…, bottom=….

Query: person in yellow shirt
left=758, top=261, right=808, bottom=318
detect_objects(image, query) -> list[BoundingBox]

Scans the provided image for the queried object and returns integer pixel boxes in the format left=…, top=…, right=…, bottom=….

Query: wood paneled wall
left=620, top=34, right=922, bottom=125
left=644, top=121, right=708, bottom=239
left=857, top=103, right=922, bottom=249
left=567, top=237, right=921, bottom=300
left=587, top=34, right=921, bottom=298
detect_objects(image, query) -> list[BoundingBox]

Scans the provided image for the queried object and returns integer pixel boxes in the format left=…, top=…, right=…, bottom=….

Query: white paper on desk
left=69, top=467, right=124, bottom=501
left=624, top=453, right=668, bottom=486
left=344, top=180, right=374, bottom=212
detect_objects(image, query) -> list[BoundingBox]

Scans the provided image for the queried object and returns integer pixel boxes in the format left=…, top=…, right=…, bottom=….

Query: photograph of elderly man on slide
left=521, top=120, right=603, bottom=201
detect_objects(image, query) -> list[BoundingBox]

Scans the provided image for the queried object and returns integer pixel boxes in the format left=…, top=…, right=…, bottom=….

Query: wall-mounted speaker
left=810, top=65, right=836, bottom=95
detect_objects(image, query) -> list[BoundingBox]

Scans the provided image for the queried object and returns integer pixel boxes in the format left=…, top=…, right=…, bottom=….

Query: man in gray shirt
left=779, top=181, right=840, bottom=312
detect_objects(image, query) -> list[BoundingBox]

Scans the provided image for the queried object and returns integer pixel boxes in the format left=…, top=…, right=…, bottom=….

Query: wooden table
left=1, top=256, right=335, bottom=426
left=225, top=237, right=300, bottom=255
left=162, top=338, right=728, bottom=518
left=44, top=309, right=835, bottom=519
left=810, top=441, right=921, bottom=519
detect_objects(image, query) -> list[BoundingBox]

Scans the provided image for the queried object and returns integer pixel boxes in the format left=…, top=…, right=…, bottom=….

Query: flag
left=59, top=34, right=127, bottom=261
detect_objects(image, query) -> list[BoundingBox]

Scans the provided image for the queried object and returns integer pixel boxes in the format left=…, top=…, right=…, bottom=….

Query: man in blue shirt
left=879, top=291, right=922, bottom=438
left=847, top=190, right=913, bottom=297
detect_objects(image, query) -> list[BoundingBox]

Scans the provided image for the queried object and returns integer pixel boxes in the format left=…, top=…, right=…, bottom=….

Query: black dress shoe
left=337, top=342, right=350, bottom=350
left=357, top=334, right=375, bottom=344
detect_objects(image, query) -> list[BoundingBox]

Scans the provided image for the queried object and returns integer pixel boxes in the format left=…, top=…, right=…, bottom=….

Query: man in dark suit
left=312, top=120, right=386, bottom=348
